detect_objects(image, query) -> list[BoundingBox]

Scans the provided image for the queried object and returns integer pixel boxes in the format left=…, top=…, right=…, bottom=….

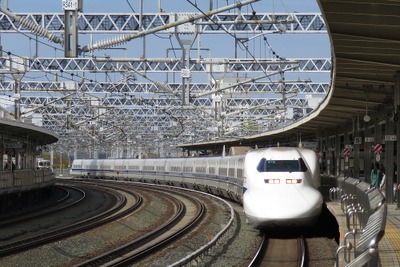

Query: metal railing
left=332, top=177, right=387, bottom=267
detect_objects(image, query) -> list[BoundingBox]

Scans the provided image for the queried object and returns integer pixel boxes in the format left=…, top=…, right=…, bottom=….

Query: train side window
left=257, top=158, right=267, bottom=172
left=299, top=158, right=308, bottom=172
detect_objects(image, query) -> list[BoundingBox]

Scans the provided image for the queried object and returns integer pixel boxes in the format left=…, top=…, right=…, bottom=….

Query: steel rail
left=248, top=235, right=307, bottom=267
left=74, top=187, right=193, bottom=266
left=0, top=183, right=142, bottom=257
left=0, top=184, right=78, bottom=227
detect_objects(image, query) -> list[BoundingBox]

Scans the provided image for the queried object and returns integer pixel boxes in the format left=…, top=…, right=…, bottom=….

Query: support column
left=11, top=61, right=25, bottom=121
left=175, top=21, right=198, bottom=105
left=50, top=148, right=54, bottom=172
left=63, top=1, right=81, bottom=57
left=335, top=133, right=341, bottom=176
left=385, top=115, right=395, bottom=203
left=364, top=124, right=372, bottom=183
left=353, top=117, right=361, bottom=179
left=0, top=133, right=3, bottom=170
left=331, top=137, right=336, bottom=175
left=344, top=130, right=351, bottom=177
left=376, top=123, right=383, bottom=146
left=325, top=133, right=332, bottom=175
left=395, top=71, right=400, bottom=203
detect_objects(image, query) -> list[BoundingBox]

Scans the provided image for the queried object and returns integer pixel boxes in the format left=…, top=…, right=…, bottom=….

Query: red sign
left=373, top=144, right=383, bottom=155
left=343, top=148, right=350, bottom=157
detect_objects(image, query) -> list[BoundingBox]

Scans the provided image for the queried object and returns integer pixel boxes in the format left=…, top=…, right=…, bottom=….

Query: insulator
left=84, top=34, right=131, bottom=52
left=15, top=15, right=61, bottom=44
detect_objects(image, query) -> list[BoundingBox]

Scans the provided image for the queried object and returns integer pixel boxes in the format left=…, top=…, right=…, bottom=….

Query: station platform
left=327, top=202, right=400, bottom=266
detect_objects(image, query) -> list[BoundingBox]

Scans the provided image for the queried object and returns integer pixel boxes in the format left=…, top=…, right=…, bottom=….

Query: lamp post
left=59, top=151, right=63, bottom=177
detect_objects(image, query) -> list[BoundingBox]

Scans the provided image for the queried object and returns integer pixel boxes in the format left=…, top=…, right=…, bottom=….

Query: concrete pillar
left=397, top=118, right=400, bottom=203
left=0, top=152, right=3, bottom=171
left=50, top=149, right=54, bottom=172
left=364, top=125, right=372, bottom=183
left=335, top=134, right=341, bottom=176
left=353, top=145, right=360, bottom=179
left=395, top=71, right=400, bottom=203
left=324, top=132, right=330, bottom=175
left=0, top=137, right=3, bottom=170
left=344, top=131, right=351, bottom=177
left=384, top=116, right=395, bottom=203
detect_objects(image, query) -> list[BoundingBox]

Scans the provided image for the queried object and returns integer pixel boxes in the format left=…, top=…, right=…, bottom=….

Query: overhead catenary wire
left=81, top=0, right=260, bottom=52
left=0, top=7, right=63, bottom=45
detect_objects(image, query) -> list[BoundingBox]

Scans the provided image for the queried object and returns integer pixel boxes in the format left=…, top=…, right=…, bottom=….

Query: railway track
left=0, top=185, right=82, bottom=227
left=250, top=234, right=306, bottom=267
left=75, top=186, right=206, bottom=266
left=1, top=180, right=240, bottom=266
left=0, top=183, right=142, bottom=257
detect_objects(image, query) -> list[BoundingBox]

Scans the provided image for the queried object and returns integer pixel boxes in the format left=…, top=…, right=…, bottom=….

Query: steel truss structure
left=0, top=12, right=326, bottom=34
left=0, top=6, right=330, bottom=157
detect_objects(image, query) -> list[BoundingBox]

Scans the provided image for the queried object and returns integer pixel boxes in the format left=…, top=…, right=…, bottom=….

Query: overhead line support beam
left=81, top=0, right=260, bottom=52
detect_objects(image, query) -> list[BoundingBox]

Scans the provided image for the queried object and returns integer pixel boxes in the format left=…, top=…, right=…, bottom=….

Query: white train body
left=243, top=147, right=323, bottom=228
left=70, top=147, right=322, bottom=228
left=70, top=155, right=245, bottom=202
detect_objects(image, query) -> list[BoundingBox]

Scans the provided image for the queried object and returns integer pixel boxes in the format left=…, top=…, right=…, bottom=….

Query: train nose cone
left=243, top=187, right=322, bottom=228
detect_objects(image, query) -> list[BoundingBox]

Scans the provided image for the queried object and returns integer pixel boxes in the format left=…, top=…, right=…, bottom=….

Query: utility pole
left=62, top=0, right=82, bottom=57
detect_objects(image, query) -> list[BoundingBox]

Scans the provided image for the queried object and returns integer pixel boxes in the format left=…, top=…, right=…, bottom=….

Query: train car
left=70, top=147, right=322, bottom=229
left=243, top=147, right=323, bottom=228
left=36, top=158, right=51, bottom=170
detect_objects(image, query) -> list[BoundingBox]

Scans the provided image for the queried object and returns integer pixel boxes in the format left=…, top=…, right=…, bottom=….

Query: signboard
left=343, top=148, right=350, bottom=157
left=181, top=68, right=192, bottom=78
left=4, top=143, right=23, bottom=149
left=62, top=0, right=80, bottom=10
left=354, top=137, right=362, bottom=144
left=302, top=142, right=318, bottom=148
left=373, top=144, right=383, bottom=155
left=385, top=135, right=397, bottom=141
left=365, top=137, right=374, bottom=142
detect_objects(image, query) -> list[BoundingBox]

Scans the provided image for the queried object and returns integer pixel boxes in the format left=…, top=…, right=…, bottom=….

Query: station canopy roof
left=0, top=118, right=59, bottom=146
left=180, top=0, right=400, bottom=150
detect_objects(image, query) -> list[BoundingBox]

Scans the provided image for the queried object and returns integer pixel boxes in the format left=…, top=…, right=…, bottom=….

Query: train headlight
left=264, top=179, right=280, bottom=184
left=286, top=179, right=302, bottom=184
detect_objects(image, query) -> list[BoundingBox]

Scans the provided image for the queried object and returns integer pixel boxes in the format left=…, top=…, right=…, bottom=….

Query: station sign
left=365, top=137, right=374, bottom=142
left=385, top=135, right=397, bottom=141
left=354, top=137, right=362, bottom=144
left=4, top=143, right=22, bottom=149
left=301, top=142, right=318, bottom=148
left=181, top=68, right=191, bottom=78
left=62, top=0, right=82, bottom=11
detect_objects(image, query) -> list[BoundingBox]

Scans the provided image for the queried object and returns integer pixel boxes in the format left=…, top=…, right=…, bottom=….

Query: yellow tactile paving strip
left=380, top=215, right=400, bottom=266
left=327, top=202, right=400, bottom=267
left=327, top=202, right=347, bottom=266
left=326, top=202, right=346, bottom=244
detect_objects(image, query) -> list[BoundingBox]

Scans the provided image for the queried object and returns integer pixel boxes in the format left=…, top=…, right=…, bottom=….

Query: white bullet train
left=70, top=147, right=323, bottom=229
left=243, top=147, right=323, bottom=228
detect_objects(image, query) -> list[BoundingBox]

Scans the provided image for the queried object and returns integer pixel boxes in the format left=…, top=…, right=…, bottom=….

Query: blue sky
left=2, top=0, right=329, bottom=58
left=0, top=0, right=329, bottom=83
left=6, top=0, right=322, bottom=13
left=0, top=0, right=330, bottom=110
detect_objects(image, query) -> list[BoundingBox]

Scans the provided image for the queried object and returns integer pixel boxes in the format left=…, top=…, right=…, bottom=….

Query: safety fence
left=0, top=169, right=54, bottom=191
left=330, top=177, right=386, bottom=267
